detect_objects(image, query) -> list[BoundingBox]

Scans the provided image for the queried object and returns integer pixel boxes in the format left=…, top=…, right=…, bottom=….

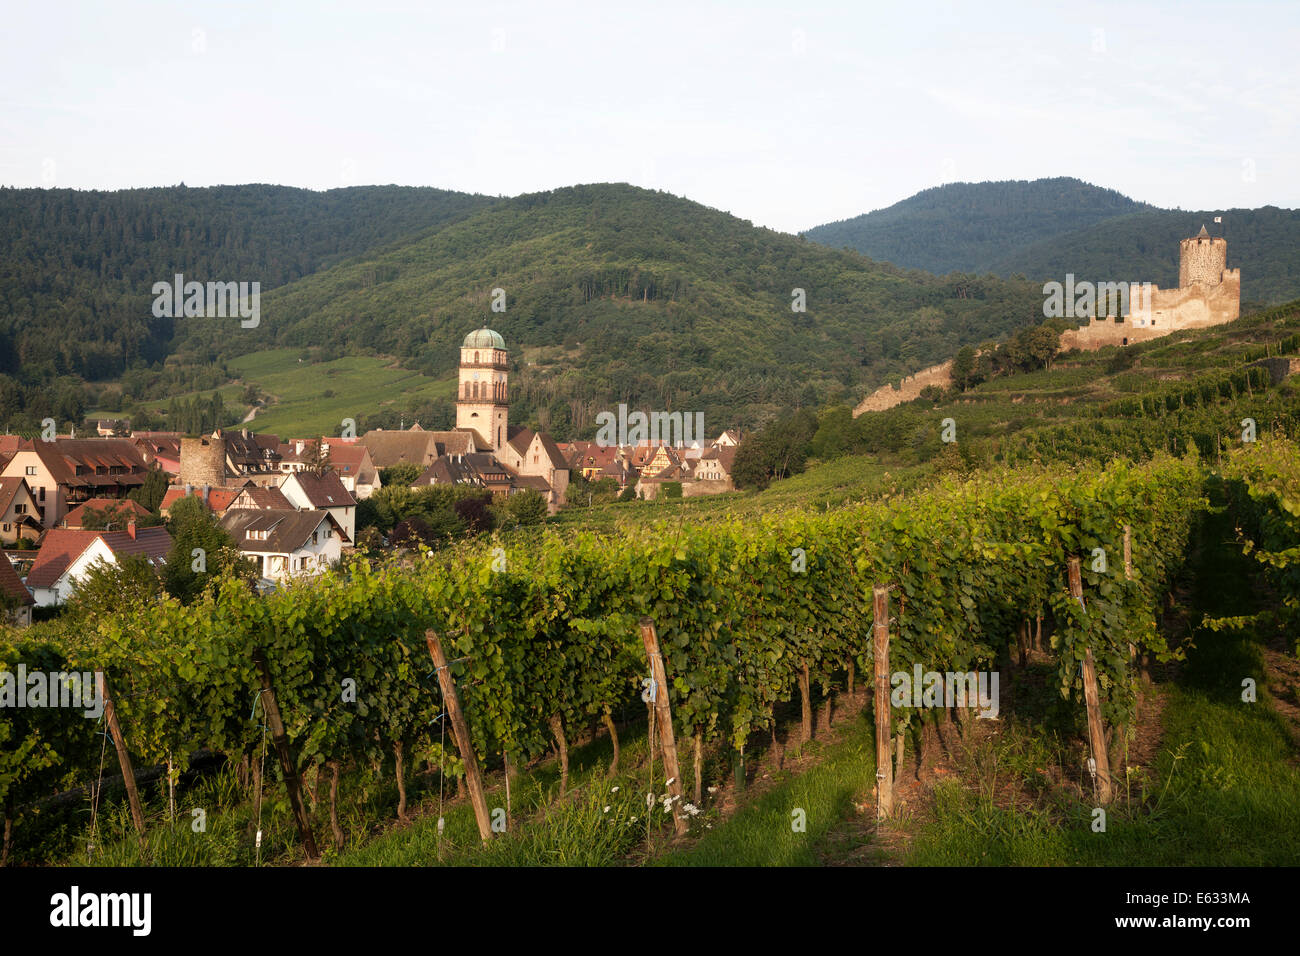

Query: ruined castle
left=1059, top=226, right=1241, bottom=350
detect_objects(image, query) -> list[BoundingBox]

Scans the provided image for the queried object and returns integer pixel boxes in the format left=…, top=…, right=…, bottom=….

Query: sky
left=2, top=0, right=1297, bottom=234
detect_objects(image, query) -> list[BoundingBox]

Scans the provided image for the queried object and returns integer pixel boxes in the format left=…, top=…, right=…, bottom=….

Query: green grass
left=901, top=503, right=1300, bottom=866
left=654, top=714, right=878, bottom=866
left=226, top=349, right=456, bottom=436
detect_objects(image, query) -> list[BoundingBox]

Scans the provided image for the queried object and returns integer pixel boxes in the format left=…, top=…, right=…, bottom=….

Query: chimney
left=127, top=518, right=137, bottom=540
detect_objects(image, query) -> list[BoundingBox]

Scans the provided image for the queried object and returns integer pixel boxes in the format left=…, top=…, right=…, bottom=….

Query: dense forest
left=802, top=178, right=1150, bottom=274
left=0, top=184, right=493, bottom=431
left=802, top=177, right=1300, bottom=307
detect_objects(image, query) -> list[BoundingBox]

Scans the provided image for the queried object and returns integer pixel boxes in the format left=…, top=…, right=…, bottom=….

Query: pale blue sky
left=2, top=0, right=1296, bottom=233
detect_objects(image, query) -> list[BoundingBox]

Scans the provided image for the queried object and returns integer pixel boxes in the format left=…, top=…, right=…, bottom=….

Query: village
left=0, top=327, right=742, bottom=624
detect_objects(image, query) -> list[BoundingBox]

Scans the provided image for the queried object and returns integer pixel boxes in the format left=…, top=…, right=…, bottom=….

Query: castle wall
left=1058, top=269, right=1240, bottom=352
left=853, top=361, right=953, bottom=417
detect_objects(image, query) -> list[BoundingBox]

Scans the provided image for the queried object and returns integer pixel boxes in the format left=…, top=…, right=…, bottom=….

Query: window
left=24, top=466, right=36, bottom=476
left=14, top=504, right=24, bottom=514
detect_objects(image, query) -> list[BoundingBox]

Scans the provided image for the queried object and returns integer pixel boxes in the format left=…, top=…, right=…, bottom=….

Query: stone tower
left=455, top=328, right=509, bottom=451
left=179, top=433, right=227, bottom=488
left=1179, top=224, right=1229, bottom=288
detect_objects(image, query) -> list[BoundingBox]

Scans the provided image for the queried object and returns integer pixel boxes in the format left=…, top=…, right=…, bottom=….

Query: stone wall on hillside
left=853, top=361, right=953, bottom=417
left=1250, top=356, right=1300, bottom=385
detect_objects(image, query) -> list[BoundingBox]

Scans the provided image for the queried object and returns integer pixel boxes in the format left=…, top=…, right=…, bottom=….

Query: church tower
left=456, top=328, right=509, bottom=451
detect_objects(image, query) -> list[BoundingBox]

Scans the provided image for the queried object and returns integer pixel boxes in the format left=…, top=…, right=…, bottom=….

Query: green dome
left=462, top=328, right=506, bottom=349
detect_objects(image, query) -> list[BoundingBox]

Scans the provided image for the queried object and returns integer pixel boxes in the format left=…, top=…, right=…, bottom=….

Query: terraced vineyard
left=3, top=440, right=1297, bottom=866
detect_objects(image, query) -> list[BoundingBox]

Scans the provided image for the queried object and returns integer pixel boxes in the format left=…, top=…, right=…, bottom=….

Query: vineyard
left=1, top=441, right=1298, bottom=865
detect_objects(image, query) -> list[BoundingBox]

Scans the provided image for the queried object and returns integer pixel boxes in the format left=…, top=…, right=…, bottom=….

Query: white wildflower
left=610, top=786, right=619, bottom=793
left=684, top=802, right=700, bottom=816
left=603, top=806, right=611, bottom=813
left=707, top=786, right=718, bottom=794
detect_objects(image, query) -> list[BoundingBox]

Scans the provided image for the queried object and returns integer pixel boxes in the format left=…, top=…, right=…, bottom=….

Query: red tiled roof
left=26, top=526, right=173, bottom=589
left=0, top=476, right=33, bottom=516
left=0, top=553, right=34, bottom=606
left=99, top=526, right=173, bottom=565
left=287, top=471, right=356, bottom=508
left=62, top=498, right=152, bottom=529
left=160, top=486, right=243, bottom=514
left=26, top=530, right=102, bottom=589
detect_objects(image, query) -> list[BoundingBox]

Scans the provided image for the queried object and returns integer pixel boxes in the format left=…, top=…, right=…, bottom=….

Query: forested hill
left=803, top=178, right=1300, bottom=307
left=172, top=183, right=1044, bottom=434
left=0, top=183, right=494, bottom=381
left=803, top=178, right=1149, bottom=275
left=990, top=206, right=1300, bottom=308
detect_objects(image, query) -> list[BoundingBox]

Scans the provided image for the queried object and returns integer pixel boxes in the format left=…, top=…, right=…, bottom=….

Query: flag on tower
left=1214, top=216, right=1222, bottom=223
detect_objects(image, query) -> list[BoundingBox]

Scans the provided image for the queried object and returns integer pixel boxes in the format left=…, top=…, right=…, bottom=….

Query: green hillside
left=171, top=183, right=1044, bottom=438
left=554, top=297, right=1300, bottom=532
left=802, top=178, right=1300, bottom=307
left=802, top=178, right=1149, bottom=274
left=991, top=206, right=1300, bottom=308
left=0, top=183, right=494, bottom=429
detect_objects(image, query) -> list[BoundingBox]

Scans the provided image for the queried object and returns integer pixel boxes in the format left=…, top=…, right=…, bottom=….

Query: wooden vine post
left=639, top=618, right=688, bottom=836
left=251, top=648, right=319, bottom=859
left=799, top=661, right=813, bottom=742
left=1067, top=559, right=1113, bottom=805
left=98, top=672, right=146, bottom=838
left=425, top=630, right=494, bottom=843
left=872, top=585, right=893, bottom=820
left=1124, top=524, right=1151, bottom=683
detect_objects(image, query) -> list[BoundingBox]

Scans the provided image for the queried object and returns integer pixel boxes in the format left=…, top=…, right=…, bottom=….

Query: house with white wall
left=218, top=509, right=346, bottom=584
left=25, top=523, right=172, bottom=607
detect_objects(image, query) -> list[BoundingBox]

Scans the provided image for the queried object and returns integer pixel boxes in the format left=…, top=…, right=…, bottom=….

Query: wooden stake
left=252, top=648, right=319, bottom=859
left=425, top=630, right=493, bottom=843
left=693, top=729, right=703, bottom=804
left=872, top=586, right=893, bottom=820
left=1123, top=525, right=1152, bottom=683
left=98, top=672, right=146, bottom=838
left=799, top=661, right=813, bottom=742
left=1067, top=559, right=1113, bottom=805
left=394, top=739, right=408, bottom=823
left=328, top=761, right=344, bottom=848
left=602, top=711, right=620, bottom=776
left=549, top=714, right=570, bottom=796
left=639, top=617, right=688, bottom=835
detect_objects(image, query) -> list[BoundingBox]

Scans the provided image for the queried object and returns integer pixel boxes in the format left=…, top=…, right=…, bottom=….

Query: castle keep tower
left=1179, top=224, right=1229, bottom=288
left=455, top=328, right=509, bottom=451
